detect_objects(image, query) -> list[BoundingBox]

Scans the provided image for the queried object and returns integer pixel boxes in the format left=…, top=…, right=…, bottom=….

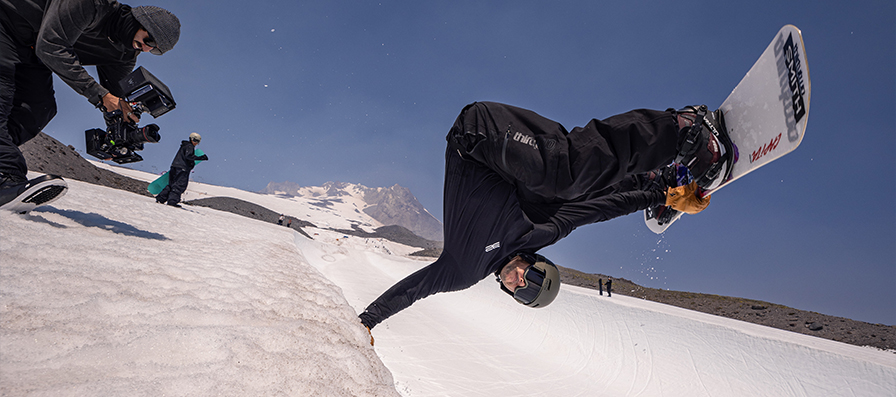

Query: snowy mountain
left=2, top=167, right=894, bottom=396
left=261, top=181, right=443, bottom=242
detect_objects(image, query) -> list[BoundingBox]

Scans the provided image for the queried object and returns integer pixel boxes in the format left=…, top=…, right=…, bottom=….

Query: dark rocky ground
left=21, top=132, right=895, bottom=351
left=19, top=132, right=152, bottom=197
left=559, top=267, right=895, bottom=351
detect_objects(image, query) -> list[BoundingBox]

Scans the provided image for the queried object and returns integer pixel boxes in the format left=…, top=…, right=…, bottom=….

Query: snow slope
left=302, top=236, right=896, bottom=397
left=0, top=176, right=397, bottom=396
left=91, top=160, right=386, bottom=233
left=2, top=171, right=894, bottom=396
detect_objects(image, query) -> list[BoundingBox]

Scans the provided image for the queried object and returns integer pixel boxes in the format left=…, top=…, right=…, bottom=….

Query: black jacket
left=359, top=102, right=674, bottom=329
left=359, top=150, right=661, bottom=329
left=170, top=140, right=207, bottom=171
left=0, top=0, right=139, bottom=106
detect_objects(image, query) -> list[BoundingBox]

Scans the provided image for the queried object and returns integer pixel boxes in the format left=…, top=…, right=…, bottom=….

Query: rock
left=20, top=132, right=152, bottom=197
left=807, top=322, right=824, bottom=331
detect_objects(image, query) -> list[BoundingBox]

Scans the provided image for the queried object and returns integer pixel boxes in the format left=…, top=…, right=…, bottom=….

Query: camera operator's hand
left=101, top=93, right=139, bottom=123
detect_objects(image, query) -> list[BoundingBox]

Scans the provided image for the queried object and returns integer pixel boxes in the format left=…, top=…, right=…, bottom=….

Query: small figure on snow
left=156, top=133, right=207, bottom=207
left=606, top=278, right=613, bottom=298
left=359, top=101, right=728, bottom=344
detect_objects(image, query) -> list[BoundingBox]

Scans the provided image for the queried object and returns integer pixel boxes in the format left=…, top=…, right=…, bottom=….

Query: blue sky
left=44, top=0, right=894, bottom=325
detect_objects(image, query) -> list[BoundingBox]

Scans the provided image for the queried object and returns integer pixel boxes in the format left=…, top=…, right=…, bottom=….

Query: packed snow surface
left=2, top=169, right=894, bottom=396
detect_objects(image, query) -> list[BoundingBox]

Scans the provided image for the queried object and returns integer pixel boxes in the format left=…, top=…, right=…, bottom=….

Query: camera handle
left=98, top=94, right=141, bottom=123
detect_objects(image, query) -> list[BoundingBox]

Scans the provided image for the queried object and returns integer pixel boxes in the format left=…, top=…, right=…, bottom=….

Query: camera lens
left=128, top=124, right=161, bottom=144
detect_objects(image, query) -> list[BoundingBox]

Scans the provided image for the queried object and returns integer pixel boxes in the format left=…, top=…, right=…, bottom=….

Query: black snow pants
left=156, top=167, right=190, bottom=205
left=0, top=23, right=58, bottom=178
left=447, top=102, right=680, bottom=203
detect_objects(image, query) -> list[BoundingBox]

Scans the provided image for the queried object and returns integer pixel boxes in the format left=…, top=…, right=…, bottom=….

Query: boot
left=0, top=174, right=68, bottom=214
left=0, top=172, right=29, bottom=209
left=673, top=105, right=733, bottom=190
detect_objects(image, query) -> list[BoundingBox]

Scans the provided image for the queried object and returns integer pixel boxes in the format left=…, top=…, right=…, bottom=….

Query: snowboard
left=147, top=149, right=205, bottom=195
left=645, top=25, right=810, bottom=234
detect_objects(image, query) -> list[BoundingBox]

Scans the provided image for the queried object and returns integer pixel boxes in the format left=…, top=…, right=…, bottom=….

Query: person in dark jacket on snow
left=359, top=101, right=727, bottom=345
left=0, top=0, right=180, bottom=212
left=155, top=132, right=207, bottom=207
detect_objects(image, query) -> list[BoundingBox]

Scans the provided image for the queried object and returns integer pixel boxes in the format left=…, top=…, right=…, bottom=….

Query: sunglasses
left=136, top=33, right=162, bottom=55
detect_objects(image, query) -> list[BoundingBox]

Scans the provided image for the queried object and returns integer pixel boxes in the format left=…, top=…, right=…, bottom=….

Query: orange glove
left=665, top=182, right=711, bottom=214
left=366, top=326, right=374, bottom=346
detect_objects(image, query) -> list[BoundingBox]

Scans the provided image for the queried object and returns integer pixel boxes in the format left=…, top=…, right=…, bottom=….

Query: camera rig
left=85, top=67, right=175, bottom=164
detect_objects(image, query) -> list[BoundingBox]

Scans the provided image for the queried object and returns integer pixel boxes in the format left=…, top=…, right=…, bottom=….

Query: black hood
left=104, top=4, right=141, bottom=48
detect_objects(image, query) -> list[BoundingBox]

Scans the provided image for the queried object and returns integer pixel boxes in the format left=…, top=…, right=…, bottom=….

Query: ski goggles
left=512, top=264, right=547, bottom=305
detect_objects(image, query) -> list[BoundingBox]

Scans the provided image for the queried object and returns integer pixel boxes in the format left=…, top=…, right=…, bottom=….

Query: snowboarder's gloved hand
left=665, top=182, right=710, bottom=214
left=366, top=326, right=374, bottom=346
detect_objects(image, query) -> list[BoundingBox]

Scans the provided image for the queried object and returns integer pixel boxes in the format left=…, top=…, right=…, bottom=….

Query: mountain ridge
left=261, top=181, right=443, bottom=241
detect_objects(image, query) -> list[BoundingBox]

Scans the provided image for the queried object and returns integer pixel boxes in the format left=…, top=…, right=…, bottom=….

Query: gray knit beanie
left=132, top=6, right=180, bottom=55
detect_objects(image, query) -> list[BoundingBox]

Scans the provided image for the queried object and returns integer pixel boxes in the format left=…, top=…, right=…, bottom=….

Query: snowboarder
left=278, top=215, right=284, bottom=225
left=155, top=133, right=207, bottom=207
left=606, top=278, right=613, bottom=297
left=359, top=101, right=725, bottom=344
left=0, top=0, right=181, bottom=212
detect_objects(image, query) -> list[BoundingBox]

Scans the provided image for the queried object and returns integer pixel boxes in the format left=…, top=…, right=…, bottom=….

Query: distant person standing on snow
left=278, top=214, right=284, bottom=225
left=155, top=132, right=207, bottom=207
left=606, top=278, right=613, bottom=297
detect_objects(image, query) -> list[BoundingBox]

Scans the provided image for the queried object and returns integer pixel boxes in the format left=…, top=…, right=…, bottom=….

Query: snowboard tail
left=147, top=149, right=206, bottom=196
left=645, top=25, right=810, bottom=233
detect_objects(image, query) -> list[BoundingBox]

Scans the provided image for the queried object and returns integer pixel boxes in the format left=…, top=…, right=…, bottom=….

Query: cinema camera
left=85, top=67, right=175, bottom=164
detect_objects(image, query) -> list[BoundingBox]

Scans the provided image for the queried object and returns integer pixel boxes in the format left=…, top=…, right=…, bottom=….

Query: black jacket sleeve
left=170, top=141, right=206, bottom=170
left=546, top=189, right=663, bottom=239
left=519, top=174, right=664, bottom=242
left=35, top=0, right=117, bottom=106
left=359, top=252, right=474, bottom=329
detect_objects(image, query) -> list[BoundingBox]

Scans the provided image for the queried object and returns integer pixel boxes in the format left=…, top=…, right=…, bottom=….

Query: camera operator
left=0, top=0, right=180, bottom=212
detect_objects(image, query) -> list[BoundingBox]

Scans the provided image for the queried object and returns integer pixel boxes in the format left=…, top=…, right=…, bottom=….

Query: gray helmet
left=497, top=253, right=561, bottom=308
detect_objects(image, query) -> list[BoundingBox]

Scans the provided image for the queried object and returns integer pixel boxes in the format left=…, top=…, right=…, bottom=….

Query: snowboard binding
left=673, top=105, right=735, bottom=190
left=643, top=163, right=695, bottom=226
